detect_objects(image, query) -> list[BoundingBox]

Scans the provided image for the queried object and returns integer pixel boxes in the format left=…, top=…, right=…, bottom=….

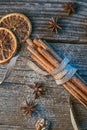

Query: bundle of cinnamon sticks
left=26, top=38, right=87, bottom=108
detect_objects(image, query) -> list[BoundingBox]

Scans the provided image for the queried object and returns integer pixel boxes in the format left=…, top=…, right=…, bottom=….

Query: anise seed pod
left=48, top=17, right=62, bottom=33
left=29, top=82, right=46, bottom=99
left=63, top=3, right=76, bottom=16
left=20, top=100, right=38, bottom=117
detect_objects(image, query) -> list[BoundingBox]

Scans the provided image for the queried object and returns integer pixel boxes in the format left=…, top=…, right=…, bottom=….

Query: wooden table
left=0, top=0, right=87, bottom=130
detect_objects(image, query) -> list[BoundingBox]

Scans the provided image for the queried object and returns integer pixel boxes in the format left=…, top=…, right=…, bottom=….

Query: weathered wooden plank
left=0, top=0, right=87, bottom=130
left=0, top=0, right=87, bottom=42
left=0, top=42, right=87, bottom=129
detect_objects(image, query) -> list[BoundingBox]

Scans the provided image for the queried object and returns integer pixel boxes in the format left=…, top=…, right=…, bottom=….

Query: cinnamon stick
left=70, top=77, right=87, bottom=94
left=31, top=55, right=50, bottom=73
left=39, top=39, right=62, bottom=62
left=26, top=39, right=37, bottom=48
left=27, top=46, right=54, bottom=72
left=33, top=38, right=47, bottom=49
left=37, top=47, right=58, bottom=68
left=27, top=39, right=87, bottom=108
left=63, top=83, right=87, bottom=108
left=37, top=48, right=87, bottom=102
left=33, top=38, right=62, bottom=62
left=36, top=40, right=87, bottom=96
left=66, top=81, right=87, bottom=102
left=35, top=40, right=87, bottom=98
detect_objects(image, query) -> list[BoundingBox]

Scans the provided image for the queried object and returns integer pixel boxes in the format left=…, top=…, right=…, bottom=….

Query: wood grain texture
left=0, top=0, right=87, bottom=130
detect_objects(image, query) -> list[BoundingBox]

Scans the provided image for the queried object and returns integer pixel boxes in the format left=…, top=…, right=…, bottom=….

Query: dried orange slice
left=0, top=27, right=17, bottom=64
left=0, top=13, right=32, bottom=43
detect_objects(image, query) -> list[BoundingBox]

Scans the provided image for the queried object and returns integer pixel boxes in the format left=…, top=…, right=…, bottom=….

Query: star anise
left=29, top=82, right=46, bottom=99
left=48, top=17, right=62, bottom=33
left=20, top=100, right=37, bottom=117
left=63, top=3, right=76, bottom=16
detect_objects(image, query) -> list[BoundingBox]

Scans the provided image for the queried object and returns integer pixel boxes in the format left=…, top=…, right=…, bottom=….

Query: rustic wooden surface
left=0, top=0, right=87, bottom=130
